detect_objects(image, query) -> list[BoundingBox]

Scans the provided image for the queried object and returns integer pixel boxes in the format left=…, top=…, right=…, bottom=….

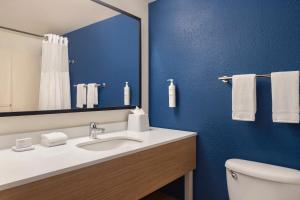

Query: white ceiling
left=0, top=0, right=120, bottom=35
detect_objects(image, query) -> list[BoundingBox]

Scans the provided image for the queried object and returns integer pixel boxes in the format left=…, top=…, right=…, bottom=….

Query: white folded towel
left=87, top=83, right=98, bottom=108
left=41, top=132, right=68, bottom=147
left=271, top=71, right=299, bottom=123
left=232, top=74, right=257, bottom=121
left=76, top=84, right=86, bottom=108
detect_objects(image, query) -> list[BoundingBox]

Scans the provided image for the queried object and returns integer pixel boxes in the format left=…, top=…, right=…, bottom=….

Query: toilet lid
left=225, top=159, right=300, bottom=184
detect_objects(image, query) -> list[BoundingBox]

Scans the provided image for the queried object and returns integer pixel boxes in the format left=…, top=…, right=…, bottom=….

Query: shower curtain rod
left=0, top=26, right=45, bottom=38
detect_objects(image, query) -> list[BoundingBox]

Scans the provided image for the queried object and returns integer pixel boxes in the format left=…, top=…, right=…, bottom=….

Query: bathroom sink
left=76, top=137, right=143, bottom=151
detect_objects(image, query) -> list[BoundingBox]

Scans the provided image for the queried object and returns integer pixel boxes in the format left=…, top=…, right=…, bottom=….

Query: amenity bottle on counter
left=124, top=82, right=130, bottom=106
left=167, top=79, right=176, bottom=108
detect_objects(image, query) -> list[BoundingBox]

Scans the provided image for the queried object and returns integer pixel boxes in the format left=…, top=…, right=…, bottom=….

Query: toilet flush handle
left=230, top=170, right=238, bottom=180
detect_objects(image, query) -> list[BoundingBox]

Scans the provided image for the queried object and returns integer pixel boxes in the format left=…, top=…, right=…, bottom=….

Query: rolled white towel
left=41, top=132, right=68, bottom=147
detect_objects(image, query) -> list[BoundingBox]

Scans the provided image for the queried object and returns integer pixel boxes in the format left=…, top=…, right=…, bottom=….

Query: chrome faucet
left=89, top=122, right=105, bottom=139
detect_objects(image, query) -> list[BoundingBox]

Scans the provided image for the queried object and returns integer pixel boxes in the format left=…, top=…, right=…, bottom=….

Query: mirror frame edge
left=0, top=0, right=142, bottom=117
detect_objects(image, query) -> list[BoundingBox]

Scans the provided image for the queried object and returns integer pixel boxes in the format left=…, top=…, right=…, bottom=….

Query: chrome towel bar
left=73, top=83, right=106, bottom=88
left=218, top=74, right=271, bottom=83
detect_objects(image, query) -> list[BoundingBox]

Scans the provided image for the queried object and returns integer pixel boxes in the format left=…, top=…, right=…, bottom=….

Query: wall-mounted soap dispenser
left=167, top=79, right=176, bottom=108
left=124, top=82, right=130, bottom=106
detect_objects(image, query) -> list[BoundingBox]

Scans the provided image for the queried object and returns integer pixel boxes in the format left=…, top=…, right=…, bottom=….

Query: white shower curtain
left=39, top=34, right=71, bottom=110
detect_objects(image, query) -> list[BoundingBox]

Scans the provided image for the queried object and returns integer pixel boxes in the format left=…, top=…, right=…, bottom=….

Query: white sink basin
left=76, top=136, right=143, bottom=151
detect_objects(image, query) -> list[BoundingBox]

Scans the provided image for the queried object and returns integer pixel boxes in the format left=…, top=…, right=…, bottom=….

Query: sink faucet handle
left=90, top=122, right=98, bottom=129
left=90, top=122, right=105, bottom=131
left=89, top=122, right=106, bottom=139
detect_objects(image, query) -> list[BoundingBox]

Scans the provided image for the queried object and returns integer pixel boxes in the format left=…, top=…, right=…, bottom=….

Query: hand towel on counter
left=232, top=74, right=257, bottom=121
left=76, top=84, right=86, bottom=108
left=41, top=132, right=68, bottom=147
left=271, top=71, right=299, bottom=123
left=87, top=83, right=98, bottom=109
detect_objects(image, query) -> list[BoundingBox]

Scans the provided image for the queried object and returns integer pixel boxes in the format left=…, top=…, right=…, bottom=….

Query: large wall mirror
left=0, top=0, right=141, bottom=117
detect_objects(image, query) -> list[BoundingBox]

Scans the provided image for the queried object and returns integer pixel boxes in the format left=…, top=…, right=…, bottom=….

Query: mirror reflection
left=0, top=0, right=140, bottom=113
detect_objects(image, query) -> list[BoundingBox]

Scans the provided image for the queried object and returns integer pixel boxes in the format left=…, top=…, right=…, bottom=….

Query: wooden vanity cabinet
left=0, top=136, right=196, bottom=200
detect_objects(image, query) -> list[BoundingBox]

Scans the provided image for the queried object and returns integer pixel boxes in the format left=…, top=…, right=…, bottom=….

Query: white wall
left=0, top=46, right=11, bottom=112
left=0, top=29, right=41, bottom=112
left=0, top=0, right=149, bottom=135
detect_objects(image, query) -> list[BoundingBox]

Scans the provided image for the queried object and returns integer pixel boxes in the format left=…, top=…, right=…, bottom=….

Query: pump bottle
left=124, top=82, right=130, bottom=105
left=167, top=79, right=176, bottom=108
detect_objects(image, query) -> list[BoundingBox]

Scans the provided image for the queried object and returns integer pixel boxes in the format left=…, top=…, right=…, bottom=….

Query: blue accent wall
left=66, top=14, right=140, bottom=108
left=149, top=0, right=300, bottom=199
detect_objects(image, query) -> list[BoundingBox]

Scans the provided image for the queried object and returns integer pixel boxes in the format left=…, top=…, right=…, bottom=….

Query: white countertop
left=0, top=127, right=196, bottom=191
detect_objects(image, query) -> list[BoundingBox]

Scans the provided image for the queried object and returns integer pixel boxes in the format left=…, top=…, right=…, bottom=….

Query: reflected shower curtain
left=39, top=34, right=71, bottom=110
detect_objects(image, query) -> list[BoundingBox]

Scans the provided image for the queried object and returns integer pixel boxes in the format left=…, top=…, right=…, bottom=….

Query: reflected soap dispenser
left=124, top=82, right=130, bottom=106
left=167, top=79, right=176, bottom=108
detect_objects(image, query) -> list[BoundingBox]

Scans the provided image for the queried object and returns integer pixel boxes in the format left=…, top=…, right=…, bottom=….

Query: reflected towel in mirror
left=87, top=83, right=98, bottom=108
left=76, top=84, right=86, bottom=108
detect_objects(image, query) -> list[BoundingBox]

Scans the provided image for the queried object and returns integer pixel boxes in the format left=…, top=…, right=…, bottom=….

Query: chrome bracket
left=230, top=170, right=238, bottom=180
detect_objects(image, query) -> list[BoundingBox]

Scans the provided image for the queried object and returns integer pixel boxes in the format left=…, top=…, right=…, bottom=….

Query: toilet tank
left=225, top=159, right=300, bottom=200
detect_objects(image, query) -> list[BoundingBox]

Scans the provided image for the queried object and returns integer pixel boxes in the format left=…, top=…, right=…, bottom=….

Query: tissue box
left=128, top=114, right=150, bottom=132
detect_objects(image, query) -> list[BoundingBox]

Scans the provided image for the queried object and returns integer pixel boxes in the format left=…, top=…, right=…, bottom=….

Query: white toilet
left=225, top=159, right=300, bottom=200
